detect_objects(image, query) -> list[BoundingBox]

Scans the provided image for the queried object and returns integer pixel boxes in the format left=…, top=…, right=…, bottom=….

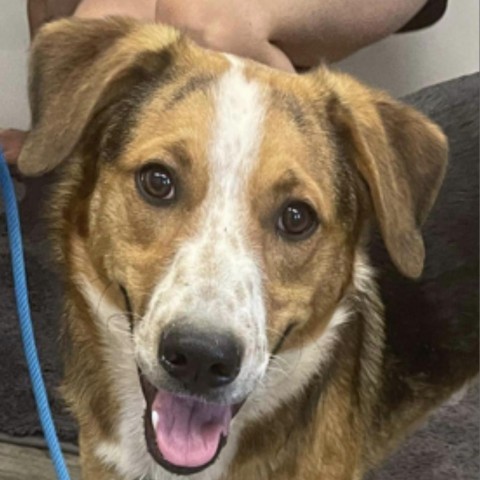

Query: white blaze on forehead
left=211, top=55, right=265, bottom=193
left=194, top=57, right=267, bottom=277
left=138, top=58, right=269, bottom=402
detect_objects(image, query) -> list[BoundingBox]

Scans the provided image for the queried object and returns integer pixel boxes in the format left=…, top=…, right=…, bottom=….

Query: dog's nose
left=159, top=325, right=243, bottom=393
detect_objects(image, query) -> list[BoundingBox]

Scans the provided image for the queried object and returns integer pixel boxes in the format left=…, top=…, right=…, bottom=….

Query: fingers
left=27, top=0, right=81, bottom=38
left=257, top=42, right=296, bottom=72
left=185, top=26, right=296, bottom=73
left=27, top=0, right=48, bottom=38
left=74, top=0, right=155, bottom=21
left=212, top=39, right=296, bottom=73
left=0, top=130, right=28, bottom=165
left=154, top=0, right=296, bottom=72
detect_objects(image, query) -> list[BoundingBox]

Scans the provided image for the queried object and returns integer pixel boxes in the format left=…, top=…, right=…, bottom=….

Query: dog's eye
left=277, top=201, right=318, bottom=240
left=136, top=164, right=175, bottom=204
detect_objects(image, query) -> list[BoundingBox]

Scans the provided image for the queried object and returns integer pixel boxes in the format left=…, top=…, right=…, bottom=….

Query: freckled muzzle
left=134, top=241, right=269, bottom=473
left=139, top=324, right=245, bottom=474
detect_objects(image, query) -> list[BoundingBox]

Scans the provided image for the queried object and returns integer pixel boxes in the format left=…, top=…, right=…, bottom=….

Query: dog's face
left=19, top=18, right=447, bottom=478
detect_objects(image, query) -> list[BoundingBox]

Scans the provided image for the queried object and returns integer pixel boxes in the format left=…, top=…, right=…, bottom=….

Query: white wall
left=337, top=0, right=479, bottom=97
left=0, top=0, right=479, bottom=130
left=0, top=0, right=29, bottom=129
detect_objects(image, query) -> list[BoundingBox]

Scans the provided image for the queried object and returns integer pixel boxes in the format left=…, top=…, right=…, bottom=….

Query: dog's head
left=19, top=18, right=447, bottom=477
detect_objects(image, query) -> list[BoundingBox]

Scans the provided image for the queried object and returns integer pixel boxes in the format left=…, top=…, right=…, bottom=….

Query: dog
left=18, top=17, right=478, bottom=480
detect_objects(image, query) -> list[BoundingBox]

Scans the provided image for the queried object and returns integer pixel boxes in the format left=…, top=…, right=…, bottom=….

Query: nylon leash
left=0, top=148, right=71, bottom=480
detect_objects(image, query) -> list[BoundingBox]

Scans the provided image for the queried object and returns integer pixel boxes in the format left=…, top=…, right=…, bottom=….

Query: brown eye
left=277, top=201, right=318, bottom=240
left=136, top=164, right=175, bottom=205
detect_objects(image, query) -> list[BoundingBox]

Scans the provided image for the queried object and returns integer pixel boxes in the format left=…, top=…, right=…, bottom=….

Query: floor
left=0, top=441, right=80, bottom=480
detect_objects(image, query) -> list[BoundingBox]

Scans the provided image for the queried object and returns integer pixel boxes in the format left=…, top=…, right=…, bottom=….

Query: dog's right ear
left=18, top=17, right=180, bottom=176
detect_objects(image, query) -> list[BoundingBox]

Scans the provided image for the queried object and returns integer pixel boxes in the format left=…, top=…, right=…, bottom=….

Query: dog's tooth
left=152, top=411, right=159, bottom=430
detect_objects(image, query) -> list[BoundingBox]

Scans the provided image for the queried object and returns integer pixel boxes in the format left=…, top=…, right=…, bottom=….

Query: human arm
left=73, top=0, right=431, bottom=69
left=0, top=0, right=435, bottom=163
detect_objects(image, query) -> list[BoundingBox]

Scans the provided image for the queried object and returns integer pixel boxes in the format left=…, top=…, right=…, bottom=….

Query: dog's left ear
left=323, top=71, right=448, bottom=278
left=18, top=17, right=181, bottom=176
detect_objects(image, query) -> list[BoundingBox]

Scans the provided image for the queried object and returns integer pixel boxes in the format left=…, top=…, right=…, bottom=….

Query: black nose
left=159, top=325, right=243, bottom=393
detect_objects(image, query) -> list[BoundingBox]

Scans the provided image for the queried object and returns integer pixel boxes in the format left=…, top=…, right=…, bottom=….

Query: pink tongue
left=152, top=390, right=232, bottom=468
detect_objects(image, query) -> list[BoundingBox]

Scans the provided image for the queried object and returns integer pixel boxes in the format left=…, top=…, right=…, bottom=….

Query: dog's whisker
left=104, top=316, right=132, bottom=335
left=270, top=342, right=307, bottom=365
left=267, top=362, right=289, bottom=373
left=269, top=354, right=291, bottom=366
left=104, top=312, right=144, bottom=335
left=93, top=281, right=114, bottom=317
left=112, top=310, right=144, bottom=322
left=265, top=325, right=290, bottom=337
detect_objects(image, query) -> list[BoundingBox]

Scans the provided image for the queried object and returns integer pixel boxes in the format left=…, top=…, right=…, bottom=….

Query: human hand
left=74, top=0, right=294, bottom=71
left=0, top=130, right=28, bottom=165
left=154, top=0, right=294, bottom=71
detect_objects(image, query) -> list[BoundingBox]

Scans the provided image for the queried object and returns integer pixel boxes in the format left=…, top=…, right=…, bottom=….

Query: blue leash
left=0, top=148, right=71, bottom=480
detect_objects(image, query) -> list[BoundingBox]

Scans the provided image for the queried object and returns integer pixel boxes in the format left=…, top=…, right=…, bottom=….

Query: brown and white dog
left=18, top=17, right=478, bottom=480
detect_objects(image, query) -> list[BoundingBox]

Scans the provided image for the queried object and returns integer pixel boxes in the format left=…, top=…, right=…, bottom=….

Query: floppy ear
left=18, top=17, right=181, bottom=176
left=325, top=72, right=448, bottom=278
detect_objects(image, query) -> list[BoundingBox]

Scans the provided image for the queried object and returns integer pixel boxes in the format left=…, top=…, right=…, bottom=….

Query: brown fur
left=18, top=17, right=475, bottom=480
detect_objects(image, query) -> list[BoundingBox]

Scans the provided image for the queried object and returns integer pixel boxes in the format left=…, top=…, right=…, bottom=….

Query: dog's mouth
left=140, top=375, right=240, bottom=475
